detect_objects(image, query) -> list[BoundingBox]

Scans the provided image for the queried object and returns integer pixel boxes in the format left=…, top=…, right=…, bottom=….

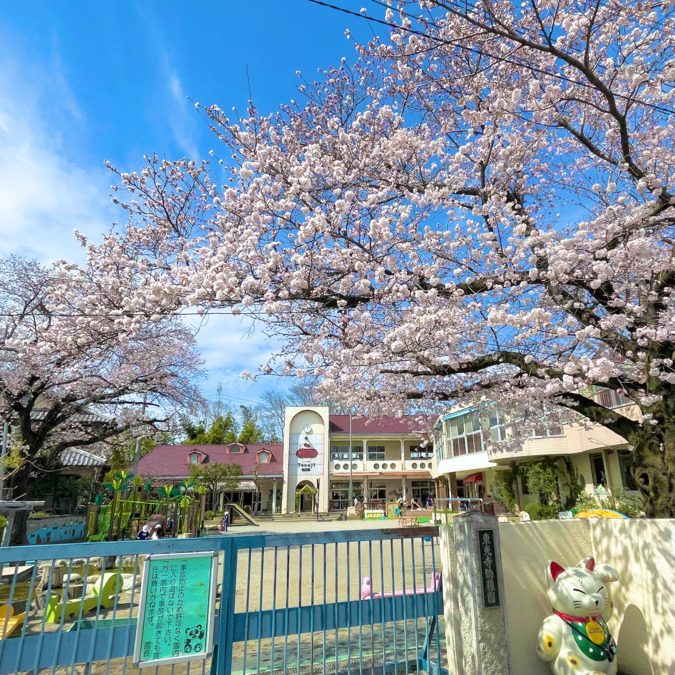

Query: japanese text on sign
left=478, top=529, right=500, bottom=608
left=134, top=552, right=217, bottom=668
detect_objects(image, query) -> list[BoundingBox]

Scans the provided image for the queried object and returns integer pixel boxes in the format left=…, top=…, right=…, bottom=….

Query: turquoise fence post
left=215, top=537, right=237, bottom=675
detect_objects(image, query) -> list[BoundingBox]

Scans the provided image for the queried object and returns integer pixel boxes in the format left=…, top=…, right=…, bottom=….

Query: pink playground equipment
left=360, top=572, right=441, bottom=600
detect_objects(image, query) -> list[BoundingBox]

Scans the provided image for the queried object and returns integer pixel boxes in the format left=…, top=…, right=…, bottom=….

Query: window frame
left=447, top=411, right=483, bottom=457
left=367, top=445, right=386, bottom=461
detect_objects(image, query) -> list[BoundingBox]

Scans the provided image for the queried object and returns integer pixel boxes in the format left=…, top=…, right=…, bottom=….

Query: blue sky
left=0, top=1, right=375, bottom=408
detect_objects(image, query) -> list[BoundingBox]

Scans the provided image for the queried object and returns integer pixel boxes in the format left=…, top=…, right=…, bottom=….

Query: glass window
left=369, top=483, right=387, bottom=501
left=593, top=388, right=631, bottom=409
left=617, top=451, right=638, bottom=491
left=531, top=425, right=564, bottom=438
left=330, top=445, right=363, bottom=460
left=589, top=453, right=607, bottom=488
left=488, top=410, right=506, bottom=443
left=330, top=481, right=363, bottom=510
left=409, top=445, right=434, bottom=459
left=229, top=445, right=242, bottom=453
left=448, top=412, right=483, bottom=456
left=190, top=454, right=198, bottom=464
left=368, top=446, right=385, bottom=461
left=411, top=480, right=434, bottom=502
left=258, top=452, right=270, bottom=463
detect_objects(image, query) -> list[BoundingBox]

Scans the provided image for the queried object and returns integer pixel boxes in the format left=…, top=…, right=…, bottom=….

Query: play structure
left=86, top=476, right=205, bottom=541
left=45, top=573, right=121, bottom=623
left=0, top=605, right=26, bottom=640
left=574, top=509, right=628, bottom=519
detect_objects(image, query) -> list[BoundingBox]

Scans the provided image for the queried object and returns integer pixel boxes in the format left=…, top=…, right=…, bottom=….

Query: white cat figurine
left=537, top=557, right=619, bottom=675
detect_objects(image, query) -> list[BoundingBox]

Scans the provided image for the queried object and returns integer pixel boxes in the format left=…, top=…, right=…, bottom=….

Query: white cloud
left=158, top=54, right=201, bottom=161
left=0, top=59, right=115, bottom=264
left=186, top=313, right=283, bottom=405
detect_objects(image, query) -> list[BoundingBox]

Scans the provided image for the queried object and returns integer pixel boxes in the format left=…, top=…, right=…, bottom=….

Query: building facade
left=281, top=407, right=436, bottom=514
left=137, top=442, right=284, bottom=513
left=432, top=389, right=641, bottom=512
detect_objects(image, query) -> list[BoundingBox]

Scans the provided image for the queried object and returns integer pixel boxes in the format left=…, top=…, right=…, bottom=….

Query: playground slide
left=227, top=503, right=259, bottom=526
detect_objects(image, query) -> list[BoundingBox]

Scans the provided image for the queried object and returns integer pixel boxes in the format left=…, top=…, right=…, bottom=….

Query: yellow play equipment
left=46, top=573, right=121, bottom=624
left=574, top=509, right=628, bottom=519
left=0, top=604, right=26, bottom=639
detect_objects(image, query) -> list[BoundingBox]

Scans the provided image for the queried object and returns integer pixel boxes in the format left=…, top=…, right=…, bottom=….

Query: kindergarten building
left=432, top=387, right=641, bottom=512
left=281, top=407, right=436, bottom=514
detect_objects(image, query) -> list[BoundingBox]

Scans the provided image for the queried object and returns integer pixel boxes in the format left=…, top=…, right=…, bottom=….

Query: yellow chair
left=46, top=573, right=121, bottom=624
left=0, top=604, right=26, bottom=639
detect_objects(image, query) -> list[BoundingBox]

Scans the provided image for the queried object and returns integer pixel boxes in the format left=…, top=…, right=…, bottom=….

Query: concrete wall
left=497, top=519, right=675, bottom=675
left=588, top=519, right=675, bottom=675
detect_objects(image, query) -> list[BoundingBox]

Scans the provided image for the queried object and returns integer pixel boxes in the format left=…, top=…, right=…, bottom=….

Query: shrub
left=494, top=468, right=518, bottom=512
left=28, top=511, right=52, bottom=519
left=572, top=492, right=601, bottom=514
left=523, top=502, right=558, bottom=520
left=204, top=510, right=215, bottom=520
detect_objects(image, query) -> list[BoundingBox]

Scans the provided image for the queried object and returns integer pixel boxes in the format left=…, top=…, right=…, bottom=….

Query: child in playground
left=136, top=524, right=150, bottom=540
left=151, top=523, right=164, bottom=539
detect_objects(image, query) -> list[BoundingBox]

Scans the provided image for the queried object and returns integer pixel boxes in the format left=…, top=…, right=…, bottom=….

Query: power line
left=307, top=0, right=675, bottom=117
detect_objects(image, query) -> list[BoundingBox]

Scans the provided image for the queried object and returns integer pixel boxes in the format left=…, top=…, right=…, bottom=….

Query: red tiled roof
left=137, top=443, right=284, bottom=479
left=329, top=415, right=427, bottom=435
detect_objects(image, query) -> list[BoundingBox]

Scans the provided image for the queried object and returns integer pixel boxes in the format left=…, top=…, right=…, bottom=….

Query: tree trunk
left=629, top=414, right=675, bottom=518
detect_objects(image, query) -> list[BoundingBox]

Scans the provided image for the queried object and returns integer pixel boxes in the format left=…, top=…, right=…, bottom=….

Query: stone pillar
left=400, top=438, right=406, bottom=469
left=439, top=511, right=512, bottom=675
left=402, top=476, right=407, bottom=501
left=272, top=480, right=278, bottom=514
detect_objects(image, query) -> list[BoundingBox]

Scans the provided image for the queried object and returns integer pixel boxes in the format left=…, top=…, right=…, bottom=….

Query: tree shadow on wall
left=617, top=604, right=652, bottom=675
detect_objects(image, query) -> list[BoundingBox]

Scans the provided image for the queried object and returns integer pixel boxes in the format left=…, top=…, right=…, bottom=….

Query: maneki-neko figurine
left=537, top=557, right=619, bottom=675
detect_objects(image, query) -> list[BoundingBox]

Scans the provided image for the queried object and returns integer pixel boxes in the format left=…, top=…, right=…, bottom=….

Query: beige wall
left=588, top=519, right=675, bottom=675
left=497, top=519, right=675, bottom=675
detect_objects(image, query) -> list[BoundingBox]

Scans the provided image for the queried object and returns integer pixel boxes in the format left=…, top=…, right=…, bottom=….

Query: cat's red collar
left=553, top=609, right=602, bottom=623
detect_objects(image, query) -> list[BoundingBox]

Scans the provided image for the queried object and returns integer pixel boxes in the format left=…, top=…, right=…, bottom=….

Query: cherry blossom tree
left=0, top=257, right=203, bottom=499
left=86, top=1, right=675, bottom=515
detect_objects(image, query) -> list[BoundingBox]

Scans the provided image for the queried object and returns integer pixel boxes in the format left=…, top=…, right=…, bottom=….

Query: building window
left=589, top=453, right=608, bottom=489
left=617, top=450, right=638, bottom=491
left=369, top=483, right=387, bottom=502
left=591, top=388, right=631, bottom=409
left=330, top=445, right=363, bottom=460
left=447, top=412, right=483, bottom=456
left=488, top=410, right=506, bottom=443
left=229, top=445, right=242, bottom=453
left=409, top=446, right=434, bottom=459
left=531, top=424, right=564, bottom=438
left=330, top=481, right=363, bottom=510
left=190, top=454, right=199, bottom=464
left=258, top=452, right=270, bottom=463
left=411, top=480, right=434, bottom=502
left=368, top=446, right=385, bottom=461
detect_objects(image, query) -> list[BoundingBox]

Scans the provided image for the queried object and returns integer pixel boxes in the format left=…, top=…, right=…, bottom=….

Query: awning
left=461, top=472, right=484, bottom=484
left=230, top=481, right=256, bottom=491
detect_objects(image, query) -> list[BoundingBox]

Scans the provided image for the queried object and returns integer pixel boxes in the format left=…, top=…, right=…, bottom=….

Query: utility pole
left=348, top=413, right=353, bottom=508
left=0, top=421, right=8, bottom=501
